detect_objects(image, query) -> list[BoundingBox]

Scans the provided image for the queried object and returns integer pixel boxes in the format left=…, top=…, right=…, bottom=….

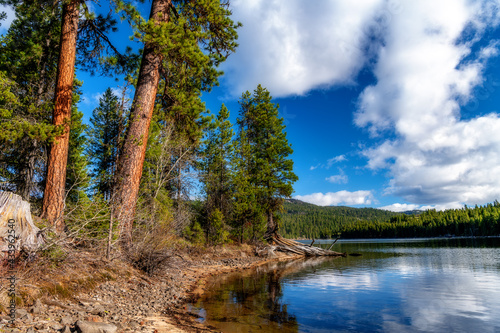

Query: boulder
left=75, top=320, right=117, bottom=333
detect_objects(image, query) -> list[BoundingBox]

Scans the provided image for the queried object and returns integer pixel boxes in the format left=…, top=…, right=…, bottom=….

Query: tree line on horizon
left=280, top=200, right=500, bottom=239
left=0, top=0, right=298, bottom=262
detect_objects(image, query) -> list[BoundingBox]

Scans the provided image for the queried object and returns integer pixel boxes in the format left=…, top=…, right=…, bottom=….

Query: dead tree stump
left=0, top=191, right=44, bottom=254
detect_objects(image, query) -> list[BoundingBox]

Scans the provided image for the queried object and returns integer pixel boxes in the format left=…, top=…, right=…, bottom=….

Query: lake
left=192, top=238, right=500, bottom=332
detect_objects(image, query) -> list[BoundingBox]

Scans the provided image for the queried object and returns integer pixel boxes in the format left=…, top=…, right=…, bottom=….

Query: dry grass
left=0, top=234, right=259, bottom=315
left=0, top=244, right=137, bottom=312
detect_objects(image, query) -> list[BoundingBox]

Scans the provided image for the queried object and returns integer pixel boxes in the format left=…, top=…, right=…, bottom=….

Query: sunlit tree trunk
left=41, top=0, right=80, bottom=232
left=112, top=0, right=171, bottom=250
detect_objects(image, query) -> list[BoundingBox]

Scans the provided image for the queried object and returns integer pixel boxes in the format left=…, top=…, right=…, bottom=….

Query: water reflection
left=195, top=238, right=500, bottom=332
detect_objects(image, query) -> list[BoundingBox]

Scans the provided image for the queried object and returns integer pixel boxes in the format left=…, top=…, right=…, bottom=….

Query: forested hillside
left=280, top=199, right=399, bottom=239
left=280, top=200, right=500, bottom=239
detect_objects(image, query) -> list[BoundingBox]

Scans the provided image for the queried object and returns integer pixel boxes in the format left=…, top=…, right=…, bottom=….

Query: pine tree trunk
left=18, top=139, right=37, bottom=201
left=264, top=210, right=276, bottom=241
left=41, top=0, right=80, bottom=232
left=112, top=0, right=171, bottom=250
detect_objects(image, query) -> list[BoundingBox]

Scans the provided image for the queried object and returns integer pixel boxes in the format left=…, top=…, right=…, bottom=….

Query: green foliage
left=152, top=0, right=241, bottom=152
left=200, top=104, right=234, bottom=234
left=86, top=87, right=127, bottom=200
left=207, top=208, right=229, bottom=245
left=184, top=221, right=205, bottom=246
left=0, top=2, right=61, bottom=144
left=0, top=71, right=18, bottom=118
left=236, top=85, right=298, bottom=236
left=0, top=2, right=62, bottom=201
left=66, top=81, right=90, bottom=203
left=66, top=195, right=111, bottom=241
left=231, top=127, right=264, bottom=242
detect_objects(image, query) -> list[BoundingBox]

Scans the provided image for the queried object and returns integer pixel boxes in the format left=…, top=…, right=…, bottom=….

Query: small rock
left=61, top=315, right=74, bottom=326
left=31, top=299, right=43, bottom=314
left=75, top=320, right=117, bottom=333
left=51, top=322, right=64, bottom=330
left=26, top=327, right=35, bottom=333
left=86, top=315, right=103, bottom=322
left=91, top=304, right=106, bottom=317
left=16, top=308, right=28, bottom=319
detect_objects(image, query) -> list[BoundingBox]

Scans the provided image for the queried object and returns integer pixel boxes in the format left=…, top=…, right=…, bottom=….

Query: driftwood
left=0, top=191, right=44, bottom=254
left=267, top=233, right=345, bottom=257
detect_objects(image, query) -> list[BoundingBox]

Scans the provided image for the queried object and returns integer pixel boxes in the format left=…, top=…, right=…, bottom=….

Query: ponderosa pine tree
left=237, top=85, right=298, bottom=240
left=113, top=0, right=240, bottom=249
left=41, top=0, right=81, bottom=231
left=35, top=0, right=124, bottom=229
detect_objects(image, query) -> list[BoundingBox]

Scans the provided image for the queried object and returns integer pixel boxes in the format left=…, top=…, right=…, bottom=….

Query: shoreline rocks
left=0, top=249, right=295, bottom=332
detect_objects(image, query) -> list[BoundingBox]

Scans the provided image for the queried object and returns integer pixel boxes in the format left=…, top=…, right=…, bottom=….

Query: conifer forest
left=1, top=1, right=499, bottom=264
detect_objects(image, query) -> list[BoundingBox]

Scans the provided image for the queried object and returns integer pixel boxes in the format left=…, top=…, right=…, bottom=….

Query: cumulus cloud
left=294, top=190, right=374, bottom=206
left=221, top=0, right=500, bottom=209
left=222, top=0, right=386, bottom=97
left=325, top=168, right=348, bottom=184
left=354, top=0, right=500, bottom=208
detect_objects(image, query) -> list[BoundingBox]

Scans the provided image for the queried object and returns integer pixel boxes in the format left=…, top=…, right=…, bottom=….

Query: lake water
left=193, top=238, right=500, bottom=332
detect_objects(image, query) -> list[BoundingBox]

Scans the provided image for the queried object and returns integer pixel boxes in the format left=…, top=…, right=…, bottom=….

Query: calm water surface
left=193, top=238, right=500, bottom=332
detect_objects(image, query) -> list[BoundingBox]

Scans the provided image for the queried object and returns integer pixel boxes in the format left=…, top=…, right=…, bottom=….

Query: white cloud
left=310, top=155, right=347, bottom=171
left=221, top=0, right=500, bottom=209
left=379, top=203, right=422, bottom=212
left=327, top=155, right=347, bottom=168
left=379, top=202, right=464, bottom=212
left=295, top=190, right=373, bottom=206
left=325, top=168, right=348, bottom=184
left=0, top=5, right=15, bottom=34
left=354, top=0, right=500, bottom=208
left=222, top=0, right=386, bottom=97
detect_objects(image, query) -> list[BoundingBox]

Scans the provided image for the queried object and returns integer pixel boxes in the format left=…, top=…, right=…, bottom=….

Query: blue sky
left=2, top=0, right=500, bottom=211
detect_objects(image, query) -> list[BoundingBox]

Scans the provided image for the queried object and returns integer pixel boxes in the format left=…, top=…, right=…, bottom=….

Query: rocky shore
left=0, top=246, right=299, bottom=333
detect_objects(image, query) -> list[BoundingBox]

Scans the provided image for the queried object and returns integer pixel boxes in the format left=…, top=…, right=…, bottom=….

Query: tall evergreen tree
left=113, top=0, right=240, bottom=249
left=200, top=104, right=234, bottom=242
left=86, top=88, right=125, bottom=201
left=232, top=126, right=263, bottom=242
left=66, top=82, right=89, bottom=204
left=41, top=0, right=81, bottom=230
left=201, top=105, right=234, bottom=216
left=237, top=85, right=298, bottom=240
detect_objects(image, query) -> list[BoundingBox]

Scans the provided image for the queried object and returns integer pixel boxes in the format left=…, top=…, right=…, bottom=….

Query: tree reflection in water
left=195, top=257, right=342, bottom=333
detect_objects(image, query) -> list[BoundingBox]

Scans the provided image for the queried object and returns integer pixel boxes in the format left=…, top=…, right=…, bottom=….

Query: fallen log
left=0, top=191, right=44, bottom=255
left=267, top=233, right=345, bottom=257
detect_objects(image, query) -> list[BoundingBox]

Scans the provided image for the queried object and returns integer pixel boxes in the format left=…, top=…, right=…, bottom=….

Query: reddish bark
left=41, top=0, right=80, bottom=232
left=112, top=0, right=172, bottom=249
